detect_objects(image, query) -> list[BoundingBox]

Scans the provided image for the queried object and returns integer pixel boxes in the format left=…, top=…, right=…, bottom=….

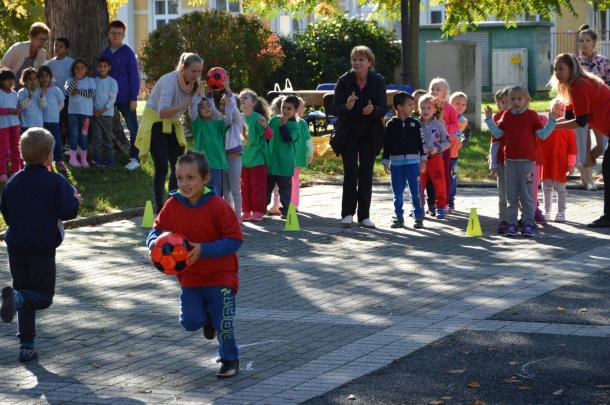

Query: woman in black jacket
left=333, top=45, right=387, bottom=228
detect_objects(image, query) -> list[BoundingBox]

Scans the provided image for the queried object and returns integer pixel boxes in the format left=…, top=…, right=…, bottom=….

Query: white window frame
left=429, top=7, right=444, bottom=25
left=213, top=0, right=241, bottom=14
left=151, top=0, right=181, bottom=30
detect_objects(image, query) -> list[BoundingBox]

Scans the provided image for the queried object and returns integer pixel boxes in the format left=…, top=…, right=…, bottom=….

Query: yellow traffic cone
left=466, top=208, right=483, bottom=237
left=284, top=203, right=301, bottom=231
left=141, top=200, right=155, bottom=228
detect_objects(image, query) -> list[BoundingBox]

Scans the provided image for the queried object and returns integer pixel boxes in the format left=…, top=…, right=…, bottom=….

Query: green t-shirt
left=242, top=112, right=268, bottom=168
left=192, top=117, right=228, bottom=170
left=294, top=118, right=311, bottom=168
left=268, top=116, right=299, bottom=176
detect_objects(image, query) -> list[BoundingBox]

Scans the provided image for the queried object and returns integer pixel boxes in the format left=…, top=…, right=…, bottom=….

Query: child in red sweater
left=541, top=99, right=577, bottom=222
left=485, top=86, right=558, bottom=237
left=147, top=151, right=243, bottom=378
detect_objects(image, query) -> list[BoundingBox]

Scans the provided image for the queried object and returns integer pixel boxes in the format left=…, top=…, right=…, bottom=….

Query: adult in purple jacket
left=101, top=20, right=141, bottom=170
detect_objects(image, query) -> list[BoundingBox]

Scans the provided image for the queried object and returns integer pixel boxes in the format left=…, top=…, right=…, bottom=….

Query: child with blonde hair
left=429, top=78, right=459, bottom=210
left=540, top=99, right=577, bottom=222
left=485, top=86, right=558, bottom=237
left=448, top=91, right=471, bottom=209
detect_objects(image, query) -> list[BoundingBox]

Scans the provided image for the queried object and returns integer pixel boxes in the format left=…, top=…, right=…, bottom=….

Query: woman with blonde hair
left=135, top=52, right=204, bottom=212
left=332, top=45, right=387, bottom=228
left=575, top=25, right=610, bottom=190
left=551, top=52, right=610, bottom=227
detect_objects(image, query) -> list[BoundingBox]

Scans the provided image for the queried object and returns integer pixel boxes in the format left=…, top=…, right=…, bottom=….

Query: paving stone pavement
left=0, top=185, right=609, bottom=404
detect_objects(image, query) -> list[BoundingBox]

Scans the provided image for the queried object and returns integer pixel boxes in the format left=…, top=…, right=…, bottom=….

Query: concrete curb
left=0, top=207, right=144, bottom=242
left=302, top=179, right=604, bottom=190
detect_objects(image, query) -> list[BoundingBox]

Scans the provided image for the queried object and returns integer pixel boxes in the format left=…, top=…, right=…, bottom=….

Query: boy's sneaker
left=414, top=219, right=424, bottom=229
left=427, top=206, right=436, bottom=217
left=554, top=212, right=566, bottom=222
left=251, top=212, right=264, bottom=222
left=242, top=212, right=253, bottom=222
left=18, top=347, right=38, bottom=362
left=203, top=324, right=216, bottom=340
left=91, top=158, right=106, bottom=168
left=534, top=209, right=547, bottom=224
left=391, top=217, right=404, bottom=228
left=436, top=208, right=446, bottom=219
left=497, top=221, right=509, bottom=234
left=281, top=213, right=287, bottom=220
left=216, top=359, right=239, bottom=378
left=521, top=223, right=535, bottom=237
left=341, top=215, right=353, bottom=227
left=125, top=158, right=140, bottom=171
left=1, top=286, right=17, bottom=323
left=505, top=223, right=518, bottom=236
left=267, top=208, right=281, bottom=216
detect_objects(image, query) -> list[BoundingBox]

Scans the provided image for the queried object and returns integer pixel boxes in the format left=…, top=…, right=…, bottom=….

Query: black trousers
left=150, top=122, right=185, bottom=213
left=426, top=180, right=436, bottom=209
left=341, top=135, right=376, bottom=221
left=9, top=254, right=56, bottom=342
left=267, top=174, right=292, bottom=215
left=602, top=147, right=610, bottom=219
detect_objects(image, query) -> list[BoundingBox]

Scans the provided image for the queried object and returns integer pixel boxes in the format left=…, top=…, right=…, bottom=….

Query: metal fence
left=552, top=31, right=610, bottom=60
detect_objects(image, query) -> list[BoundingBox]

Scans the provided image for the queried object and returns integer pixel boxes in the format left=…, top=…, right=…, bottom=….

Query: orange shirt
left=570, top=77, right=610, bottom=136
left=540, top=128, right=577, bottom=183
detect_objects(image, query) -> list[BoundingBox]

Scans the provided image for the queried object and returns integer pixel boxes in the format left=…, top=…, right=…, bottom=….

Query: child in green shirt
left=292, top=97, right=313, bottom=210
left=191, top=96, right=229, bottom=195
left=266, top=95, right=301, bottom=218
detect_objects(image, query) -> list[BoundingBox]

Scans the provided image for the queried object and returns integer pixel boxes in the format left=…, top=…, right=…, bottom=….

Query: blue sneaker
left=436, top=208, right=446, bottom=219
left=18, top=347, right=38, bottom=362
left=505, top=223, right=518, bottom=236
left=521, top=223, right=535, bottom=237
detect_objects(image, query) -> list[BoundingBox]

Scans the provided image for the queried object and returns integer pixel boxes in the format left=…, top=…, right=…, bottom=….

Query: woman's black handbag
left=330, top=119, right=347, bottom=156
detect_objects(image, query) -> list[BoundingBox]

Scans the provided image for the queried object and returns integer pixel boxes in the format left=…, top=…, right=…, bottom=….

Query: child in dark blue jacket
left=382, top=92, right=427, bottom=229
left=0, top=127, right=81, bottom=362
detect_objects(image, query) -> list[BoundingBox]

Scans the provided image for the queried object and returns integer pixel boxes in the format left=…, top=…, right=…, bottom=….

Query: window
left=154, top=0, right=179, bottom=28
left=215, top=0, right=240, bottom=13
left=430, top=10, right=443, bottom=24
left=602, top=10, right=609, bottom=41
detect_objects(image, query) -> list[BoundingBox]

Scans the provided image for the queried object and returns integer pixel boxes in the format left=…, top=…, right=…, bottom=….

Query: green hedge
left=270, top=16, right=401, bottom=89
left=139, top=10, right=284, bottom=94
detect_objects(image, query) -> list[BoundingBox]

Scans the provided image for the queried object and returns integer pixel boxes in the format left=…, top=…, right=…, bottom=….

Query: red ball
left=150, top=232, right=191, bottom=275
left=206, top=67, right=229, bottom=90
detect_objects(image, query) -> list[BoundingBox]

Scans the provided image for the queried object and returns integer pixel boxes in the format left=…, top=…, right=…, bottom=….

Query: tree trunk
left=408, top=0, right=419, bottom=87
left=44, top=0, right=109, bottom=72
left=399, top=0, right=420, bottom=86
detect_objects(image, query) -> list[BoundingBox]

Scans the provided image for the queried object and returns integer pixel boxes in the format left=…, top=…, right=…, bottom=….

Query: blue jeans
left=180, top=286, right=239, bottom=362
left=68, top=114, right=89, bottom=150
left=210, top=169, right=224, bottom=196
left=116, top=102, right=139, bottom=160
left=449, top=158, right=458, bottom=206
left=390, top=163, right=423, bottom=220
left=43, top=122, right=63, bottom=162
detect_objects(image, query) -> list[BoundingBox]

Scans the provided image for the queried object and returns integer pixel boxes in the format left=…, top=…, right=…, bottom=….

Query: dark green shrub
left=139, top=11, right=284, bottom=94
left=270, top=16, right=401, bottom=89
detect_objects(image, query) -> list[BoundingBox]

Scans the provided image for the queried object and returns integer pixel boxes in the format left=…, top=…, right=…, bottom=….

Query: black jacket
left=382, top=116, right=426, bottom=162
left=333, top=70, right=387, bottom=154
left=0, top=165, right=79, bottom=256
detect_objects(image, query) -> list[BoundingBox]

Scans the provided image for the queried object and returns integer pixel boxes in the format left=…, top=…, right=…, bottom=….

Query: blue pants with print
left=390, top=163, right=423, bottom=220
left=68, top=114, right=89, bottom=150
left=180, top=286, right=239, bottom=362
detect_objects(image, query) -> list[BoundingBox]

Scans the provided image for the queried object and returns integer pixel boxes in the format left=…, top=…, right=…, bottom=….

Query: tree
left=44, top=0, right=110, bottom=70
left=188, top=0, right=610, bottom=88
left=0, top=0, right=45, bottom=56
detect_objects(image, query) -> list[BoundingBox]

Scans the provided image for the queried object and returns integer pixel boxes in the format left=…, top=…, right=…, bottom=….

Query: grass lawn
left=302, top=129, right=492, bottom=183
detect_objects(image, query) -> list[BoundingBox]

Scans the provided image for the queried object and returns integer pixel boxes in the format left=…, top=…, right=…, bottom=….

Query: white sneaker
left=360, top=218, right=376, bottom=228
left=554, top=212, right=566, bottom=222
left=544, top=212, right=551, bottom=222
left=341, top=215, right=353, bottom=227
left=125, top=158, right=140, bottom=170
